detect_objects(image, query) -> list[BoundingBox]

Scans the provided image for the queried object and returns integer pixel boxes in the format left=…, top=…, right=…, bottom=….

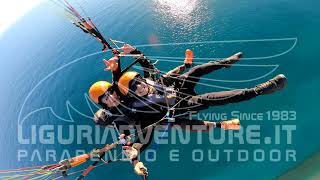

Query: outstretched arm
left=122, top=44, right=157, bottom=80
left=103, top=51, right=122, bottom=83
left=133, top=125, right=154, bottom=153
left=114, top=119, right=149, bottom=176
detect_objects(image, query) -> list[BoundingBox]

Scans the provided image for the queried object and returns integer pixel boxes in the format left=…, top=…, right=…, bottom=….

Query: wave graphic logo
left=18, top=37, right=297, bottom=127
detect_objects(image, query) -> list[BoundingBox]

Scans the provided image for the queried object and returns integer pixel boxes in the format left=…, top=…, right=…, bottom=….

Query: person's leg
left=186, top=89, right=257, bottom=112
left=180, top=52, right=243, bottom=90
left=185, top=74, right=287, bottom=112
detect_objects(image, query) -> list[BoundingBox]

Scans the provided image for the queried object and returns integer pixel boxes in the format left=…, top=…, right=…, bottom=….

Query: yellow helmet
left=89, top=81, right=112, bottom=104
left=118, top=71, right=140, bottom=95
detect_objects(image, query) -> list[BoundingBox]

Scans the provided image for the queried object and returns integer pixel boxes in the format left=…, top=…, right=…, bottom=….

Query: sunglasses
left=99, top=87, right=116, bottom=104
left=129, top=76, right=147, bottom=92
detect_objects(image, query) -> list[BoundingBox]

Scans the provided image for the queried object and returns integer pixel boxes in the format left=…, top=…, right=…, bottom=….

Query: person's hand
left=121, top=44, right=136, bottom=55
left=134, top=162, right=148, bottom=176
left=123, top=146, right=139, bottom=160
left=103, top=57, right=119, bottom=72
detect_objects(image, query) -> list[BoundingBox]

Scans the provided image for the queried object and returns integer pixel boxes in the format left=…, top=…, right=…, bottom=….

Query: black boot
left=254, top=74, right=288, bottom=95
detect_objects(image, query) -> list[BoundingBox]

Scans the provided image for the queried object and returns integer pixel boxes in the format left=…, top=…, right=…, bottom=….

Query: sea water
left=0, top=0, right=319, bottom=179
